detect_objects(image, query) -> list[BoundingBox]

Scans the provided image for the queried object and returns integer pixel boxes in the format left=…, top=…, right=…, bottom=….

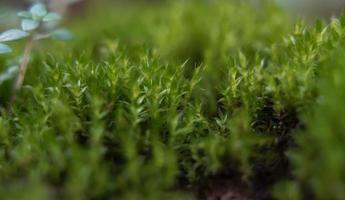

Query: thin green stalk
left=11, top=37, right=34, bottom=102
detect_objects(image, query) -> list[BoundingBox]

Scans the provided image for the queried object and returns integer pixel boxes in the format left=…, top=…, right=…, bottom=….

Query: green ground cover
left=1, top=0, right=345, bottom=199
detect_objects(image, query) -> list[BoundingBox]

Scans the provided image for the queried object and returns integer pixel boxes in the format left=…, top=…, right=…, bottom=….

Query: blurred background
left=1, top=0, right=345, bottom=31
left=1, top=0, right=345, bottom=19
left=1, top=0, right=345, bottom=81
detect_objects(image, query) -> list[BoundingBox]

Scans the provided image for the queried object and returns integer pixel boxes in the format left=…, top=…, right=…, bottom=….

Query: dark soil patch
left=198, top=180, right=249, bottom=200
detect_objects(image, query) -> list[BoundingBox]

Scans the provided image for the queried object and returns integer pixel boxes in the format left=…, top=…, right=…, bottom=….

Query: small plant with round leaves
left=0, top=2, right=72, bottom=102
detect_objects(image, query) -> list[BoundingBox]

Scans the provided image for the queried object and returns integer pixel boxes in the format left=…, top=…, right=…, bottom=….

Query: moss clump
left=1, top=0, right=345, bottom=199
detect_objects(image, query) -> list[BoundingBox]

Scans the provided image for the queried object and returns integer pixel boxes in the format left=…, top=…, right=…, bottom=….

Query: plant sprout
left=0, top=2, right=72, bottom=102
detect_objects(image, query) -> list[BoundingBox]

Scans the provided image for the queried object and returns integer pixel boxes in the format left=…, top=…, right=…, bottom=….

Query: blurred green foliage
left=1, top=0, right=345, bottom=199
left=274, top=43, right=345, bottom=200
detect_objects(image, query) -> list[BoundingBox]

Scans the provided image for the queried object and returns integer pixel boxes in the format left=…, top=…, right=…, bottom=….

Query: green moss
left=276, top=44, right=345, bottom=200
left=1, top=0, right=345, bottom=199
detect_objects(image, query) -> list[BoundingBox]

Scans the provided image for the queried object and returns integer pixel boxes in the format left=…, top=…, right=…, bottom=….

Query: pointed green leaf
left=51, top=29, right=73, bottom=41
left=0, top=29, right=29, bottom=42
left=0, top=65, right=18, bottom=84
left=30, top=3, right=47, bottom=20
left=18, top=11, right=32, bottom=19
left=21, top=19, right=40, bottom=31
left=43, top=12, right=62, bottom=22
left=0, top=43, right=12, bottom=54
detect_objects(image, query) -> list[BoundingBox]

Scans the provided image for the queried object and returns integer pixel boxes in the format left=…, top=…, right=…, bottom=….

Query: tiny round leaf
left=21, top=19, right=40, bottom=31
left=51, top=29, right=73, bottom=40
left=43, top=13, right=62, bottom=22
left=30, top=3, right=48, bottom=20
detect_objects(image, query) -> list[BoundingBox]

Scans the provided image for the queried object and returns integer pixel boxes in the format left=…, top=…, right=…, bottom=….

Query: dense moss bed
left=1, top=1, right=345, bottom=199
